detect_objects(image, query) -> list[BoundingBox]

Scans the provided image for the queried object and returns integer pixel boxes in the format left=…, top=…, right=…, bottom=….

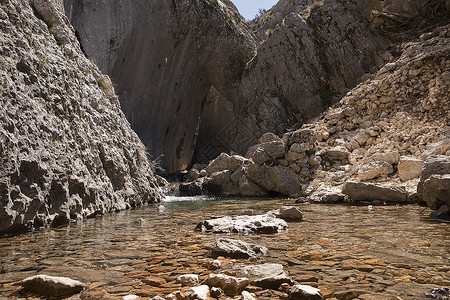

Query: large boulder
left=417, top=155, right=450, bottom=201
left=211, top=238, right=269, bottom=259
left=422, top=174, right=450, bottom=210
left=342, top=182, right=408, bottom=203
left=357, top=161, right=394, bottom=181
left=196, top=214, right=288, bottom=234
left=21, top=275, right=85, bottom=297
left=205, top=154, right=247, bottom=176
left=307, top=186, right=345, bottom=203
left=398, top=156, right=423, bottom=181
left=203, top=170, right=239, bottom=196
left=246, top=164, right=302, bottom=196
left=238, top=176, right=268, bottom=197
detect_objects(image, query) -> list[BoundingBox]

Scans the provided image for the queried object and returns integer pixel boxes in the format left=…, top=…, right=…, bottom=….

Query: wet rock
left=268, top=206, right=303, bottom=222
left=155, top=175, right=169, bottom=187
left=398, top=156, right=423, bottom=181
left=196, top=214, right=288, bottom=234
left=425, top=287, right=450, bottom=299
left=123, top=295, right=139, bottom=300
left=246, top=164, right=302, bottom=196
left=21, top=274, right=86, bottom=297
left=418, top=155, right=450, bottom=204
left=307, top=186, right=345, bottom=203
left=178, top=182, right=204, bottom=197
left=211, top=238, right=268, bottom=259
left=342, top=182, right=408, bottom=202
left=205, top=274, right=249, bottom=296
left=176, top=274, right=199, bottom=286
left=185, top=285, right=210, bottom=300
left=289, top=284, right=323, bottom=300
left=224, top=263, right=293, bottom=290
left=430, top=204, right=450, bottom=220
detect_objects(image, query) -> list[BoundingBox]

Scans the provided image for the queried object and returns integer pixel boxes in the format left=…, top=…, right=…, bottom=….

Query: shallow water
left=0, top=198, right=448, bottom=299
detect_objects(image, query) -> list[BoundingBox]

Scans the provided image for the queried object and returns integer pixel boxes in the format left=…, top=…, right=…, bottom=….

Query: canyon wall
left=0, top=0, right=161, bottom=234
left=64, top=0, right=390, bottom=172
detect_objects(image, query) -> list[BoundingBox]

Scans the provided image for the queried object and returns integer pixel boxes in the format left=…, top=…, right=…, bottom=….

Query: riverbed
left=0, top=197, right=448, bottom=299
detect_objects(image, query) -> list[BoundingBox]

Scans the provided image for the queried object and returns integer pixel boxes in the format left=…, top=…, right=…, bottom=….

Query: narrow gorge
left=0, top=0, right=449, bottom=299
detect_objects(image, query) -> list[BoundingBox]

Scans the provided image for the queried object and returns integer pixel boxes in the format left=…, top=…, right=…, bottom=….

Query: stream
left=0, top=197, right=449, bottom=299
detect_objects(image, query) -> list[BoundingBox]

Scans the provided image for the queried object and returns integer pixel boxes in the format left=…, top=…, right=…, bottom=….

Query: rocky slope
left=0, top=0, right=161, bottom=234
left=64, top=0, right=391, bottom=172
left=182, top=23, right=450, bottom=214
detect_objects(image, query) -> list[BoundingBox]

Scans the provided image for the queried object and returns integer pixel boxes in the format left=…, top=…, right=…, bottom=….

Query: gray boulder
left=342, top=182, right=408, bottom=203
left=21, top=275, right=85, bottom=297
left=247, top=164, right=302, bottom=196
left=418, top=155, right=450, bottom=202
left=423, top=174, right=450, bottom=210
left=205, top=154, right=247, bottom=176
left=238, top=176, right=268, bottom=197
left=268, top=206, right=303, bottom=222
left=203, top=170, right=239, bottom=196
left=307, top=186, right=345, bottom=203
left=211, top=238, right=269, bottom=259
left=196, top=214, right=288, bottom=234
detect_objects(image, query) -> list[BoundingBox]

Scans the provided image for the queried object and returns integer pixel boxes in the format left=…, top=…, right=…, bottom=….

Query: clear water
left=0, top=198, right=448, bottom=299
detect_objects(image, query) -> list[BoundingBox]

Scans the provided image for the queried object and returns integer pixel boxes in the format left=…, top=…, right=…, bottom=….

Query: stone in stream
left=176, top=274, right=199, bottom=286
left=123, top=295, right=139, bottom=300
left=185, top=285, right=210, bottom=300
left=220, top=263, right=294, bottom=290
left=205, top=274, right=250, bottom=296
left=211, top=238, right=269, bottom=259
left=267, top=206, right=303, bottom=222
left=196, top=214, right=288, bottom=234
left=342, top=181, right=408, bottom=202
left=20, top=274, right=86, bottom=297
left=289, top=284, right=324, bottom=300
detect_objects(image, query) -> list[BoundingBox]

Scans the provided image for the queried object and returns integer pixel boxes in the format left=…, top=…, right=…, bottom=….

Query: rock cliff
left=0, top=0, right=161, bottom=234
left=182, top=22, right=449, bottom=213
left=64, top=0, right=390, bottom=172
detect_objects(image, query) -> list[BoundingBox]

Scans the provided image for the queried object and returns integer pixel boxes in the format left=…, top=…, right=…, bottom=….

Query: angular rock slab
left=205, top=274, right=249, bottom=297
left=221, top=263, right=293, bottom=289
left=211, top=238, right=268, bottom=259
left=21, top=275, right=86, bottom=297
left=342, top=182, right=408, bottom=202
left=185, top=285, right=210, bottom=300
left=268, top=206, right=303, bottom=222
left=196, top=214, right=288, bottom=234
left=289, top=284, right=324, bottom=300
left=418, top=155, right=450, bottom=203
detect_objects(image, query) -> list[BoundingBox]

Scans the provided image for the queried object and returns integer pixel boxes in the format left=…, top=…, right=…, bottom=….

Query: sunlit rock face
left=0, top=0, right=162, bottom=234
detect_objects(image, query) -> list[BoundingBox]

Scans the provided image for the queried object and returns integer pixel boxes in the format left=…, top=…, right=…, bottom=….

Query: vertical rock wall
left=0, top=0, right=161, bottom=234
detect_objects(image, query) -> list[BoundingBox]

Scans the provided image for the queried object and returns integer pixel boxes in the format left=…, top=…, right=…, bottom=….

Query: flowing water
left=0, top=197, right=449, bottom=299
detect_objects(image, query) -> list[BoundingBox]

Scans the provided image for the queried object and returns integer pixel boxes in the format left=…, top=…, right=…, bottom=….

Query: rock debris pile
left=183, top=24, right=450, bottom=215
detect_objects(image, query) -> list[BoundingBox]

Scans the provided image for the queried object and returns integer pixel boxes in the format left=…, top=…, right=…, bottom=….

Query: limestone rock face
left=0, top=0, right=161, bottom=234
left=63, top=0, right=256, bottom=172
left=63, top=0, right=389, bottom=171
